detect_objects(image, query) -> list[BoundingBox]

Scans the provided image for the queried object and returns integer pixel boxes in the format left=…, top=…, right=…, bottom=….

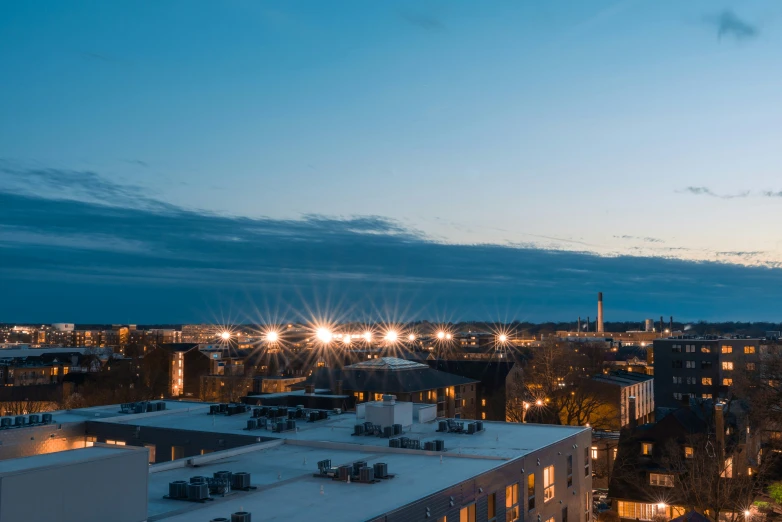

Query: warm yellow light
left=342, top=335, right=351, bottom=345
left=408, top=333, right=416, bottom=341
left=498, top=334, right=508, bottom=343
left=437, top=331, right=445, bottom=340
left=445, top=333, right=452, bottom=340
left=658, top=503, right=667, bottom=510
left=316, top=328, right=332, bottom=344
left=363, top=331, right=372, bottom=342
left=385, top=330, right=398, bottom=343
left=535, top=399, right=543, bottom=406
left=744, top=511, right=751, bottom=518
left=265, top=331, right=279, bottom=343
left=220, top=331, right=231, bottom=340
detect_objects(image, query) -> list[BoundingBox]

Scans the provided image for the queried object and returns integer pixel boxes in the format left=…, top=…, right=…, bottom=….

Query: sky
left=1, top=1, right=782, bottom=323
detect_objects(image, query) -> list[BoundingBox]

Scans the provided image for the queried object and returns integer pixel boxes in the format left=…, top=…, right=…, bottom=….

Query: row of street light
left=218, top=327, right=514, bottom=346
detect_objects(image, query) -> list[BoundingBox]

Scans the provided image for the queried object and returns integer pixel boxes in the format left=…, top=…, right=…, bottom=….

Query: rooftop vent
left=232, top=511, right=251, bottom=522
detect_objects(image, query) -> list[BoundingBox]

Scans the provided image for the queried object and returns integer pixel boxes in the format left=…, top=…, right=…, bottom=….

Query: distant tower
left=644, top=318, right=654, bottom=332
left=597, top=292, right=604, bottom=333
left=578, top=317, right=581, bottom=332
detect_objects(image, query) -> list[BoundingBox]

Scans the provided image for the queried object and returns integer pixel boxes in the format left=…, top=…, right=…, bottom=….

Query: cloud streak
left=707, top=10, right=759, bottom=41
left=681, top=186, right=750, bottom=199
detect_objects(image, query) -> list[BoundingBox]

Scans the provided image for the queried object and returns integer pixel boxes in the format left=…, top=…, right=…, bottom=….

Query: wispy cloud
left=614, top=235, right=665, bottom=244
left=706, top=10, right=759, bottom=41
left=680, top=186, right=750, bottom=199
left=763, top=191, right=782, bottom=198
left=399, top=11, right=444, bottom=31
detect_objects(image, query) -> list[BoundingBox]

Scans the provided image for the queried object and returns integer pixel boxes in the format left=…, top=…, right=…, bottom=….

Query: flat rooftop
left=0, top=446, right=133, bottom=474
left=91, top=403, right=586, bottom=459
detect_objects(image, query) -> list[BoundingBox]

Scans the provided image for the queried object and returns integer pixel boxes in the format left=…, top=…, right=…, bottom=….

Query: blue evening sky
left=1, top=1, right=782, bottom=322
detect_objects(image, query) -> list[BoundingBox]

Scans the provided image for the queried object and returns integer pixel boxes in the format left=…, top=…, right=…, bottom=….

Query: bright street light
left=408, top=333, right=416, bottom=341
left=220, top=331, right=231, bottom=340
left=363, top=331, right=372, bottom=342
left=265, top=331, right=279, bottom=343
left=535, top=399, right=543, bottom=406
left=437, top=331, right=445, bottom=340
left=316, top=328, right=332, bottom=344
left=498, top=334, right=508, bottom=343
left=385, top=330, right=398, bottom=343
left=445, top=333, right=452, bottom=340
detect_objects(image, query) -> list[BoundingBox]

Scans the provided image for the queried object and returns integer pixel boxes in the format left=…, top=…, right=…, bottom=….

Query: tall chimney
left=587, top=317, right=590, bottom=332
left=669, top=316, right=673, bottom=333
left=578, top=317, right=581, bottom=332
left=597, top=292, right=604, bottom=333
left=660, top=316, right=664, bottom=334
left=628, top=396, right=637, bottom=428
left=715, top=403, right=725, bottom=457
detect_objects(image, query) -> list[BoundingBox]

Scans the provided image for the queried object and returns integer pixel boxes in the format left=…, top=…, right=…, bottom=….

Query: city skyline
left=3, top=1, right=782, bottom=321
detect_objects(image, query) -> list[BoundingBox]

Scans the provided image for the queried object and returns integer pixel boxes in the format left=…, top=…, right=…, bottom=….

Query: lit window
left=641, top=442, right=653, bottom=455
left=527, top=474, right=535, bottom=510
left=543, top=465, right=555, bottom=502
left=722, top=345, right=733, bottom=354
left=506, top=482, right=519, bottom=521
left=591, top=447, right=598, bottom=460
left=488, top=493, right=496, bottom=521
left=702, top=377, right=712, bottom=385
left=684, top=446, right=693, bottom=459
left=482, top=399, right=486, bottom=407
left=745, top=346, right=756, bottom=354
left=702, top=393, right=712, bottom=399
left=649, top=473, right=674, bottom=487
left=482, top=412, right=486, bottom=420
left=460, top=504, right=476, bottom=522
left=721, top=456, right=733, bottom=478
left=701, top=346, right=712, bottom=353
left=723, top=378, right=733, bottom=386
left=746, top=363, right=756, bottom=371
left=722, top=362, right=734, bottom=371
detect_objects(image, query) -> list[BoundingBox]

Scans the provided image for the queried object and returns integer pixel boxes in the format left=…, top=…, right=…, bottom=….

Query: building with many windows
left=651, top=337, right=760, bottom=408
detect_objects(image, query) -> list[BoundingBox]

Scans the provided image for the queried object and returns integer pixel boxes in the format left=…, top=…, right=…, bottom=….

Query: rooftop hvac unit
left=28, top=414, right=39, bottom=424
left=295, top=409, right=304, bottom=419
left=231, top=472, right=251, bottom=490
left=393, top=423, right=402, bottom=435
left=168, top=480, right=188, bottom=499
left=317, top=459, right=332, bottom=472
left=218, top=403, right=228, bottom=413
left=258, top=406, right=268, bottom=416
left=146, top=402, right=155, bottom=412
left=389, top=438, right=401, bottom=448
left=383, top=426, right=393, bottom=438
left=157, top=402, right=166, bottom=411
left=373, top=462, right=388, bottom=478
left=352, top=461, right=367, bottom=475
left=318, top=410, right=328, bottom=420
left=134, top=404, right=145, bottom=414
left=338, top=465, right=351, bottom=481
left=14, top=416, right=25, bottom=427
left=231, top=512, right=251, bottom=522
left=287, top=410, right=296, bottom=419
left=214, top=471, right=232, bottom=482
left=278, top=407, right=288, bottom=417
left=42, top=413, right=53, bottom=423
left=268, top=408, right=278, bottom=418
left=408, top=439, right=420, bottom=450
left=258, top=418, right=268, bottom=428
left=475, top=421, right=484, bottom=432
left=247, top=419, right=257, bottom=430
left=0, top=418, right=11, bottom=428
left=308, top=412, right=318, bottom=422
left=353, top=424, right=365, bottom=436
left=226, top=404, right=239, bottom=416
left=286, top=419, right=296, bottom=430
left=209, top=405, right=220, bottom=415
left=275, top=421, right=284, bottom=432
left=398, top=437, right=409, bottom=448
left=438, top=420, right=448, bottom=432
left=190, top=476, right=207, bottom=485
left=333, top=408, right=342, bottom=415
left=434, top=439, right=445, bottom=452
left=424, top=441, right=436, bottom=451
left=187, top=482, right=209, bottom=501
left=251, top=408, right=261, bottom=418
left=467, top=423, right=476, bottom=434
left=359, top=466, right=374, bottom=483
